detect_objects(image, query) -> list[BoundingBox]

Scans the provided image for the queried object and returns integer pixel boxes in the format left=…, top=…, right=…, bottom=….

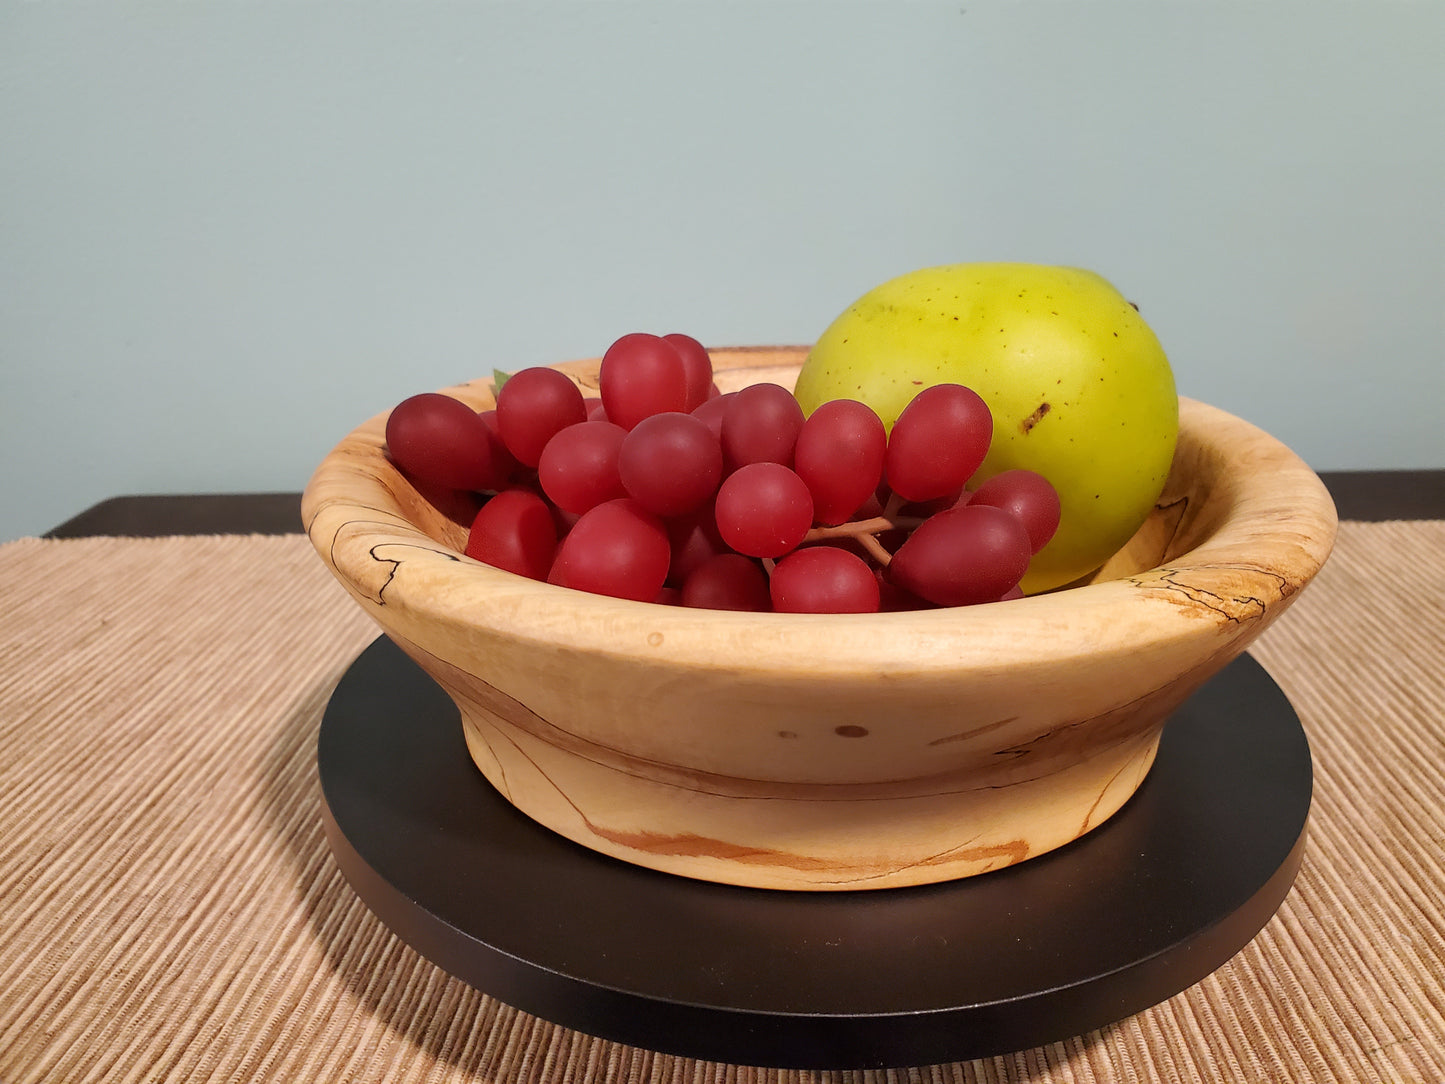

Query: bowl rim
left=301, top=347, right=1339, bottom=676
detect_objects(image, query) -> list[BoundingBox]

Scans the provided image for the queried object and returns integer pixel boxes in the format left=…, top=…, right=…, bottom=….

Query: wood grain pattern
left=300, top=347, right=1338, bottom=890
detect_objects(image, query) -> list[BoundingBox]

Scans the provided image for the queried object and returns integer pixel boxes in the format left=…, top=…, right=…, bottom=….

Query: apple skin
left=793, top=263, right=1178, bottom=594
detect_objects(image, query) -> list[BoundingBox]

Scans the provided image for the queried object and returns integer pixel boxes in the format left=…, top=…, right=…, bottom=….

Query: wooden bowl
left=301, top=347, right=1337, bottom=891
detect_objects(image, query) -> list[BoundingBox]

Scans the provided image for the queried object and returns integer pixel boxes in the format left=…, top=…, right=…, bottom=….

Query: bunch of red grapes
left=383, top=333, right=1061, bottom=613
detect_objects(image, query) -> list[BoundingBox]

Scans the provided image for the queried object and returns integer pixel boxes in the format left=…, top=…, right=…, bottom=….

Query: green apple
left=793, top=263, right=1178, bottom=593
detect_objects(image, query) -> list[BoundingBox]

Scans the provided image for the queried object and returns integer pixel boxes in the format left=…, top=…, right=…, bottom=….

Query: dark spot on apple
left=835, top=725, right=869, bottom=738
left=1020, top=402, right=1051, bottom=434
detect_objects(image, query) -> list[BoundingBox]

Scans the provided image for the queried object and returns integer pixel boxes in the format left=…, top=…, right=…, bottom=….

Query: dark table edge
left=44, top=492, right=307, bottom=539
left=41, top=471, right=1445, bottom=538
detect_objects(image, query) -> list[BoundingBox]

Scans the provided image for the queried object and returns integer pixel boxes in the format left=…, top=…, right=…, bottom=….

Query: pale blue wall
left=3, top=2, right=1442, bottom=540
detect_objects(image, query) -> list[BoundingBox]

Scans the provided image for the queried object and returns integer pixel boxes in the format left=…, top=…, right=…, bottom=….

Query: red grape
left=666, top=504, right=729, bottom=587
left=394, top=356, right=1056, bottom=614
left=662, top=332, right=715, bottom=411
left=854, top=492, right=886, bottom=519
left=465, top=489, right=557, bottom=580
left=681, top=553, right=772, bottom=612
left=968, top=469, right=1061, bottom=553
left=478, top=410, right=521, bottom=482
left=691, top=391, right=733, bottom=440
left=547, top=498, right=671, bottom=601
left=794, top=399, right=887, bottom=525
left=884, top=384, right=992, bottom=502
left=385, top=392, right=510, bottom=491
left=617, top=412, right=723, bottom=517
left=899, top=491, right=966, bottom=519
left=494, top=367, right=587, bottom=467
left=721, top=383, right=805, bottom=469
left=888, top=504, right=1032, bottom=607
left=598, top=333, right=688, bottom=430
left=877, top=571, right=934, bottom=612
left=551, top=504, right=582, bottom=536
left=770, top=546, right=881, bottom=613
left=537, top=420, right=628, bottom=514
left=714, top=462, right=814, bottom=558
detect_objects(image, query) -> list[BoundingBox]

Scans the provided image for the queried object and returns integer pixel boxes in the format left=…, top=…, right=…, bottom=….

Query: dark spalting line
left=1157, top=571, right=1268, bottom=621
left=301, top=491, right=376, bottom=544
left=465, top=668, right=1051, bottom=801
left=457, top=684, right=1045, bottom=882
left=327, top=517, right=403, bottom=598
left=403, top=637, right=1168, bottom=807
left=459, top=714, right=514, bottom=803
left=459, top=709, right=873, bottom=877
left=995, top=618, right=1273, bottom=778
left=1151, top=493, right=1192, bottom=561
left=879, top=835, right=1031, bottom=877
left=367, top=540, right=462, bottom=606
left=312, top=503, right=464, bottom=606
left=356, top=540, right=403, bottom=605
left=1076, top=737, right=1152, bottom=837
left=399, top=614, right=1180, bottom=888
left=1129, top=564, right=1295, bottom=624
left=991, top=677, right=1184, bottom=764
left=457, top=680, right=684, bottom=849
left=306, top=479, right=423, bottom=567
left=928, top=715, right=1022, bottom=746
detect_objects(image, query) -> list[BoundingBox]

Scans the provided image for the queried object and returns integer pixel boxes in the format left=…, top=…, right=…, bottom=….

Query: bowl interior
left=342, top=348, right=1305, bottom=590
left=302, top=344, right=1338, bottom=679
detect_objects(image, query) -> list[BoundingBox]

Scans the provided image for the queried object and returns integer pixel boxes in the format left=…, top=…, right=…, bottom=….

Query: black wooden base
left=318, top=637, right=1312, bottom=1070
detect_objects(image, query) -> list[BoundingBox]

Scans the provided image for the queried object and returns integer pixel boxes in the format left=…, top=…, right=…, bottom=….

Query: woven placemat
left=1, top=523, right=1442, bottom=1083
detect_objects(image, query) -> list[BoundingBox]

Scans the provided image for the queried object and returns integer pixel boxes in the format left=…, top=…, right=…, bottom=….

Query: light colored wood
left=301, top=347, right=1337, bottom=891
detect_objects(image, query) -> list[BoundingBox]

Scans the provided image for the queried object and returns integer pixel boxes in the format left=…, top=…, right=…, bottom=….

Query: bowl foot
left=458, top=704, right=1161, bottom=891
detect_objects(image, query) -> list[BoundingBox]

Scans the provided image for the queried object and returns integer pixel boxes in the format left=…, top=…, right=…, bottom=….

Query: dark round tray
left=318, top=636, right=1311, bottom=1070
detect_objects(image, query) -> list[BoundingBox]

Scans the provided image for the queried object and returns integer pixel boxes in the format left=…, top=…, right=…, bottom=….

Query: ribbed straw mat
left=1, top=522, right=1441, bottom=1084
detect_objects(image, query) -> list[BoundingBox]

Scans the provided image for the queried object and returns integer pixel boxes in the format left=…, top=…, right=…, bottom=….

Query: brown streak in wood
left=928, top=716, right=1022, bottom=746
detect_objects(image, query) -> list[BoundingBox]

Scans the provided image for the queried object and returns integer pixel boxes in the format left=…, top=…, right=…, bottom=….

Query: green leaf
left=492, top=368, right=512, bottom=394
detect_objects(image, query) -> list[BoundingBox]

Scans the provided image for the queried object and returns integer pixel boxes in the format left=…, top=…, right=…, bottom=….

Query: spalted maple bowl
left=301, top=346, right=1337, bottom=891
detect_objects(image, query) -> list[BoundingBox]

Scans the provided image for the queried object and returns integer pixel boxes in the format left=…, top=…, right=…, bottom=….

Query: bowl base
left=455, top=703, right=1162, bottom=891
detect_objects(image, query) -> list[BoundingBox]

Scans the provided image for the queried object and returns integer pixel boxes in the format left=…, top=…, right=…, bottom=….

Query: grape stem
left=801, top=504, right=926, bottom=568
